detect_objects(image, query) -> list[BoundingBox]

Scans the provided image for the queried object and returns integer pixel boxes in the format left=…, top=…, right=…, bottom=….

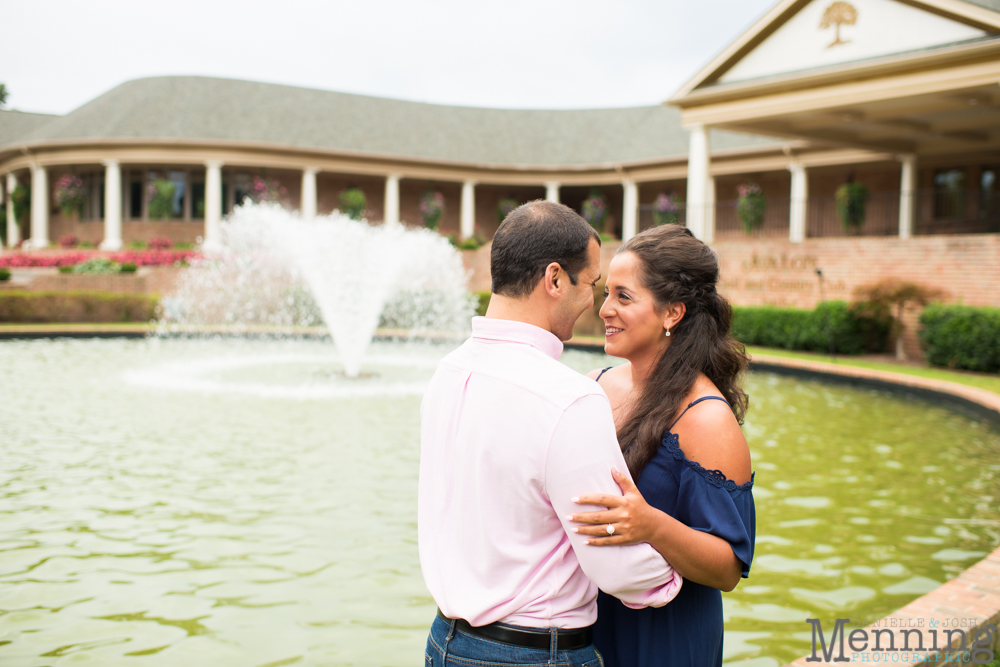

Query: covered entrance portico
left=670, top=0, right=1000, bottom=243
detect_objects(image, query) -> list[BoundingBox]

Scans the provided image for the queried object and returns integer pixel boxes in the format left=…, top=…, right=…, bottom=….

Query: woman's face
left=599, top=252, right=668, bottom=360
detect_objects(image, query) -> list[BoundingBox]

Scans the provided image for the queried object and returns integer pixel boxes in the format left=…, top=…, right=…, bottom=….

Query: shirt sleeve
left=544, top=393, right=682, bottom=608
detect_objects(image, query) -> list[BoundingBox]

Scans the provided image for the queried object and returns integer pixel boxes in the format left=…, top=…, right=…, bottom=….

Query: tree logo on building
left=820, top=1, right=858, bottom=48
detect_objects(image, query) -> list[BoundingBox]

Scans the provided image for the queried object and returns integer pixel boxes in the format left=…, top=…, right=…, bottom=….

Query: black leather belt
left=436, top=608, right=593, bottom=651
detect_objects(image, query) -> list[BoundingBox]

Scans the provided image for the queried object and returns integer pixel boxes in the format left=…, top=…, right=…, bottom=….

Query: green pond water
left=0, top=338, right=998, bottom=666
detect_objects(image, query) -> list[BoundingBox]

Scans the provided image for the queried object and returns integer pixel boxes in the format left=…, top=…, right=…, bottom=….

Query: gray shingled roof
left=0, top=110, right=58, bottom=148
left=965, top=0, right=1000, bottom=12
left=1, top=76, right=779, bottom=168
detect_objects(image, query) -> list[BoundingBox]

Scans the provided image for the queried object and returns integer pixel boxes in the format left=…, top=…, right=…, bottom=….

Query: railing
left=636, top=189, right=1000, bottom=240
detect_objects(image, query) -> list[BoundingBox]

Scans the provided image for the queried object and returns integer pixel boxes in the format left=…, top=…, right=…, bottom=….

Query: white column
left=621, top=179, right=638, bottom=241
left=704, top=176, right=716, bottom=244
left=301, top=167, right=318, bottom=219
left=545, top=182, right=560, bottom=203
left=460, top=179, right=476, bottom=240
left=29, top=164, right=49, bottom=248
left=899, top=155, right=916, bottom=239
left=204, top=161, right=223, bottom=251
left=685, top=124, right=711, bottom=241
left=100, top=159, right=123, bottom=250
left=5, top=173, right=18, bottom=248
left=384, top=174, right=400, bottom=225
left=788, top=163, right=808, bottom=244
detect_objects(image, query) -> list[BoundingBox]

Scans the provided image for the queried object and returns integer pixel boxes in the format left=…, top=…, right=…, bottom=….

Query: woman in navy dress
left=567, top=224, right=755, bottom=667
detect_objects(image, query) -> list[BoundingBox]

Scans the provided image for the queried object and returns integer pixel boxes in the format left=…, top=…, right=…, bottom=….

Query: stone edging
left=752, top=354, right=1000, bottom=666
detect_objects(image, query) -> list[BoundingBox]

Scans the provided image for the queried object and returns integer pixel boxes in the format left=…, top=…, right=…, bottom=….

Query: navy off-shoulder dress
left=591, top=382, right=756, bottom=667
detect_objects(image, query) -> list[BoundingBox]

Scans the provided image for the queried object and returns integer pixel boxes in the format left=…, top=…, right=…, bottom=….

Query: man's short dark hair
left=490, top=200, right=601, bottom=298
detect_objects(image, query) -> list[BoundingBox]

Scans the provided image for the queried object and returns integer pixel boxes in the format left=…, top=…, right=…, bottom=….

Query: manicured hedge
left=920, top=304, right=1000, bottom=373
left=0, top=290, right=158, bottom=323
left=731, top=301, right=890, bottom=355
left=475, top=291, right=491, bottom=317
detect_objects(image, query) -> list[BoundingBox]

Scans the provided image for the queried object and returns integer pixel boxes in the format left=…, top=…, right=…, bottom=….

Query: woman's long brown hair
left=614, top=225, right=750, bottom=478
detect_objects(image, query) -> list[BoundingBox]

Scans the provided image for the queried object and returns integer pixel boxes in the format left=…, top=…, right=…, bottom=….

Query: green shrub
left=148, top=180, right=176, bottom=220
left=0, top=290, right=158, bottom=323
left=836, top=181, right=869, bottom=231
left=474, top=291, right=491, bottom=317
left=920, top=304, right=1000, bottom=373
left=339, top=188, right=367, bottom=221
left=58, top=265, right=74, bottom=274
left=455, top=230, right=487, bottom=251
left=120, top=263, right=138, bottom=274
left=72, top=258, right=121, bottom=274
left=731, top=301, right=890, bottom=355
left=0, top=268, right=10, bottom=282
left=736, top=183, right=766, bottom=234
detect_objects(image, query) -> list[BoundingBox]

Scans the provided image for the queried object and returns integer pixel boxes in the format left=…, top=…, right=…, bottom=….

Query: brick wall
left=462, top=234, right=1000, bottom=356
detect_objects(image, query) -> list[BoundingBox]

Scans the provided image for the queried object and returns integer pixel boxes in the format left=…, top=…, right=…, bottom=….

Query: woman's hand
left=568, top=468, right=661, bottom=546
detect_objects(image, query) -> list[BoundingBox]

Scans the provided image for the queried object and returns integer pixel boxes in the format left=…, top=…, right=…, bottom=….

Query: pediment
left=673, top=0, right=1000, bottom=99
left=720, top=0, right=988, bottom=83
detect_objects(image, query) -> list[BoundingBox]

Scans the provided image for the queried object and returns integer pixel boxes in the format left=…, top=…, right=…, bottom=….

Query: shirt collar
left=471, top=316, right=564, bottom=360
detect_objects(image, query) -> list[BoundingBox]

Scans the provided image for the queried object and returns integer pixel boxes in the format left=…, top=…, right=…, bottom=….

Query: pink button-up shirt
left=418, top=317, right=682, bottom=629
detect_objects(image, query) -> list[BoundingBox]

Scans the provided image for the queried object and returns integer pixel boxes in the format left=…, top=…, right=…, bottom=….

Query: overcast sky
left=2, top=0, right=776, bottom=116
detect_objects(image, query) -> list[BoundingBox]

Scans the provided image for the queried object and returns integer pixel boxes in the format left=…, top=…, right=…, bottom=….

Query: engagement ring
left=606, top=524, right=615, bottom=535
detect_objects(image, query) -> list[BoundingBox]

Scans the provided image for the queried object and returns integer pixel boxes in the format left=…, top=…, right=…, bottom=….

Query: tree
left=820, top=1, right=858, bottom=48
left=853, top=279, right=945, bottom=361
left=0, top=83, right=7, bottom=109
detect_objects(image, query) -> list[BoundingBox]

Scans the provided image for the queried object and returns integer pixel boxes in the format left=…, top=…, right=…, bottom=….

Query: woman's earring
left=665, top=326, right=671, bottom=337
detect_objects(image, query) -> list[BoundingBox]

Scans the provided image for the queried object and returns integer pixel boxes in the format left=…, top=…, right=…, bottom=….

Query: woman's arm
left=569, top=468, right=744, bottom=591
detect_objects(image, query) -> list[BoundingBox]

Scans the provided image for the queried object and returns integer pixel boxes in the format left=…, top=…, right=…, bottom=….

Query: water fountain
left=159, top=203, right=476, bottom=377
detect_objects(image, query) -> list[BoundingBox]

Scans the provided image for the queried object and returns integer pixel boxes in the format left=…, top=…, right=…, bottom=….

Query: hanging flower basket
left=55, top=174, right=86, bottom=219
left=247, top=175, right=285, bottom=204
left=420, top=191, right=445, bottom=230
left=836, top=181, right=869, bottom=232
left=736, top=183, right=766, bottom=234
left=10, top=185, right=30, bottom=223
left=339, top=187, right=367, bottom=221
left=497, top=197, right=518, bottom=224
left=653, top=193, right=680, bottom=226
left=581, top=189, right=608, bottom=232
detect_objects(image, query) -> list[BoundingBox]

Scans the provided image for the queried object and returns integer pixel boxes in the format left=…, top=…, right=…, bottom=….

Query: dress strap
left=594, top=366, right=613, bottom=383
left=668, top=396, right=730, bottom=431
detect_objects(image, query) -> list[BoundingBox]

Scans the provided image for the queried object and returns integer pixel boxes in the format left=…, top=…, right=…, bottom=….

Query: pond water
left=0, top=338, right=998, bottom=666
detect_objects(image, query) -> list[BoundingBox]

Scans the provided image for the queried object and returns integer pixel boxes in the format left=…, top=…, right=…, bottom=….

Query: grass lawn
left=746, top=345, right=1000, bottom=396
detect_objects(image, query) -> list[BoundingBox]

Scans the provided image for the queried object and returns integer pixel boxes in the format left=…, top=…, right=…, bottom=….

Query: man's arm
left=544, top=393, right=682, bottom=608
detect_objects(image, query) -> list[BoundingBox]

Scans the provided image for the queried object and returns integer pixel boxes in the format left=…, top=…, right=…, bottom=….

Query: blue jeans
left=425, top=615, right=604, bottom=666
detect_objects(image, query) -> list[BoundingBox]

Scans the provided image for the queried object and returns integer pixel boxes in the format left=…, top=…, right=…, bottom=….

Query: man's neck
left=484, top=293, right=553, bottom=335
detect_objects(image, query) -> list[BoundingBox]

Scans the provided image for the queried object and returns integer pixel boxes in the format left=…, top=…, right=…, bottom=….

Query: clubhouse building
left=2, top=0, right=999, bottom=314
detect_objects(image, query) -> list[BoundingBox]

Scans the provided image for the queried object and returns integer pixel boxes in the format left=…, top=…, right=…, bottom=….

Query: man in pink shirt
left=419, top=201, right=682, bottom=666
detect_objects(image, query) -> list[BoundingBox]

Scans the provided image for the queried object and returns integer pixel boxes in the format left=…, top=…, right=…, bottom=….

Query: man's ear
left=542, top=262, right=563, bottom=298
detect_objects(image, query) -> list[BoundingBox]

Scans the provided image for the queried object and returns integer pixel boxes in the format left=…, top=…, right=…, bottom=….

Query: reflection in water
left=0, top=339, right=998, bottom=666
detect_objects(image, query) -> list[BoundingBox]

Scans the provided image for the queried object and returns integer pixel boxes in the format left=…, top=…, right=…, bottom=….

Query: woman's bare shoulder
left=671, top=395, right=752, bottom=486
left=586, top=363, right=628, bottom=381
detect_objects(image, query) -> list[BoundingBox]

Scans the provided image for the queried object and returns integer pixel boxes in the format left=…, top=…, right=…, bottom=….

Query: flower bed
left=0, top=249, right=198, bottom=268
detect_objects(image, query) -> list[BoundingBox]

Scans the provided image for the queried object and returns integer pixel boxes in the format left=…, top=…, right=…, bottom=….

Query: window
left=190, top=180, right=205, bottom=219
left=80, top=173, right=104, bottom=222
left=981, top=167, right=998, bottom=220
left=167, top=171, right=187, bottom=219
left=933, top=168, right=966, bottom=220
left=129, top=174, right=143, bottom=219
